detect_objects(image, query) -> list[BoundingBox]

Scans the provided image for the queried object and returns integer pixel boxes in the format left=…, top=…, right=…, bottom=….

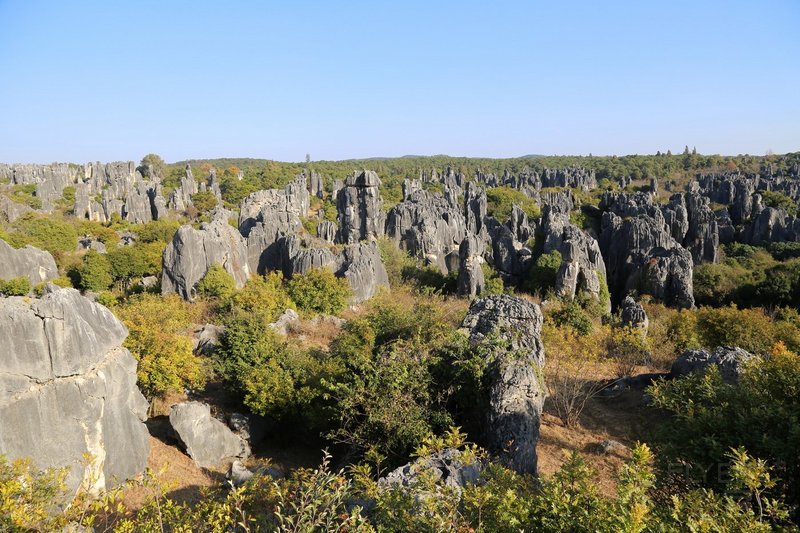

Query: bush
left=486, top=186, right=540, bottom=221
left=8, top=213, right=78, bottom=254
left=116, top=293, right=209, bottom=400
left=76, top=250, right=113, bottom=292
left=526, top=250, right=562, bottom=295
left=607, top=325, right=649, bottom=377
left=136, top=218, right=181, bottom=243
left=287, top=268, right=351, bottom=316
left=696, top=305, right=776, bottom=354
left=107, top=245, right=155, bottom=290
left=551, top=300, right=593, bottom=336
left=648, top=345, right=800, bottom=511
left=190, top=191, right=218, bottom=213
left=196, top=263, right=236, bottom=300
left=0, top=276, right=31, bottom=296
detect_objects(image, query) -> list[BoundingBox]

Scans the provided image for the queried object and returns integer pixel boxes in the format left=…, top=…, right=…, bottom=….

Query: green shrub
left=8, top=213, right=78, bottom=254
left=75, top=250, right=113, bottom=292
left=761, top=190, right=798, bottom=216
left=116, top=293, right=209, bottom=399
left=136, top=218, right=181, bottom=243
left=196, top=263, right=236, bottom=300
left=696, top=305, right=776, bottom=354
left=0, top=276, right=31, bottom=296
left=486, top=186, right=540, bottom=221
left=107, top=245, right=154, bottom=290
left=190, top=191, right=218, bottom=212
left=551, top=300, right=593, bottom=336
left=287, top=268, right=351, bottom=316
left=526, top=250, right=562, bottom=295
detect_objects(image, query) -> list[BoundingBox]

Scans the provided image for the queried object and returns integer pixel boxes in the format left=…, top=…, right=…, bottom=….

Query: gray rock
left=619, top=296, right=648, bottom=331
left=77, top=236, right=107, bottom=253
left=337, top=241, right=390, bottom=304
left=161, top=219, right=250, bottom=300
left=0, top=238, right=58, bottom=285
left=0, top=195, right=33, bottom=222
left=0, top=288, right=149, bottom=494
left=461, top=295, right=546, bottom=474
left=309, top=170, right=324, bottom=199
left=457, top=234, right=485, bottom=297
left=386, top=188, right=467, bottom=273
left=335, top=170, right=385, bottom=244
left=169, top=402, right=249, bottom=468
left=316, top=220, right=337, bottom=243
left=228, top=412, right=268, bottom=449
left=378, top=447, right=485, bottom=494
left=670, top=346, right=755, bottom=384
left=193, top=323, right=224, bottom=355
left=269, top=308, right=300, bottom=335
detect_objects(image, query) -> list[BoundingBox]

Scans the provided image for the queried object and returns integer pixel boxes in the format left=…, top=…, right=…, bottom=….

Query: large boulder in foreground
left=169, top=401, right=248, bottom=468
left=461, top=295, right=546, bottom=475
left=161, top=218, right=250, bottom=300
left=0, top=238, right=58, bottom=285
left=0, top=287, right=149, bottom=494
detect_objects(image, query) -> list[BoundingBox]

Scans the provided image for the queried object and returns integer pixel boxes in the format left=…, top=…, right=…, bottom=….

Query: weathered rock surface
left=386, top=188, right=466, bottom=273
left=457, top=234, right=485, bottom=297
left=161, top=219, right=250, bottom=300
left=269, top=308, right=300, bottom=335
left=619, top=296, right=648, bottom=331
left=0, top=287, right=149, bottom=494
left=0, top=196, right=33, bottom=222
left=169, top=402, right=248, bottom=468
left=378, top=447, right=485, bottom=493
left=461, top=295, right=546, bottom=474
left=335, top=170, right=385, bottom=244
left=0, top=238, right=58, bottom=285
left=599, top=212, right=694, bottom=309
left=193, top=323, right=224, bottom=355
left=539, top=208, right=608, bottom=308
left=670, top=346, right=754, bottom=384
left=337, top=241, right=390, bottom=304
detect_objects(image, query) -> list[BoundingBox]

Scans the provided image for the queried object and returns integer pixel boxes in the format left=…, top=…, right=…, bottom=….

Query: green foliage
left=377, top=236, right=416, bottom=287
left=0, top=455, right=69, bottom=531
left=196, top=263, right=236, bottom=300
left=761, top=190, right=798, bottom=216
left=526, top=250, right=562, bottom=295
left=136, top=218, right=180, bottom=243
left=55, top=186, right=75, bottom=210
left=6, top=184, right=41, bottom=209
left=0, top=276, right=31, bottom=296
left=482, top=262, right=505, bottom=295
left=190, top=190, right=219, bottom=212
left=107, top=245, right=156, bottom=289
left=7, top=213, right=78, bottom=254
left=139, top=153, right=167, bottom=179
left=287, top=268, right=351, bottom=316
left=116, top=293, right=209, bottom=399
left=648, top=345, right=800, bottom=512
left=551, top=300, right=594, bottom=336
left=75, top=250, right=113, bottom=292
left=486, top=186, right=540, bottom=221
left=696, top=305, right=778, bottom=354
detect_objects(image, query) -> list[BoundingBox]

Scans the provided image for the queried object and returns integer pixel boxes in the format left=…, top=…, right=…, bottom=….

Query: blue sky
left=0, top=0, right=798, bottom=163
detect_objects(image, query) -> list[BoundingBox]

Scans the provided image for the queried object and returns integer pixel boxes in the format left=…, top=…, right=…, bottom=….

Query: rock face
left=161, top=219, right=250, bottom=300
left=670, top=346, right=754, bottom=384
left=461, top=295, right=546, bottom=474
left=385, top=188, right=466, bottom=273
left=457, top=235, right=485, bottom=297
left=337, top=241, right=390, bottom=304
left=539, top=208, right=608, bottom=308
left=169, top=402, right=249, bottom=468
left=0, top=287, right=149, bottom=494
left=599, top=212, right=694, bottom=309
left=0, top=196, right=33, bottom=222
left=335, top=170, right=385, bottom=244
left=0, top=238, right=58, bottom=285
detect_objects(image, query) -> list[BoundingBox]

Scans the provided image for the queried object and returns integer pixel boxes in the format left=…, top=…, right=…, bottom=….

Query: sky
left=0, top=1, right=798, bottom=163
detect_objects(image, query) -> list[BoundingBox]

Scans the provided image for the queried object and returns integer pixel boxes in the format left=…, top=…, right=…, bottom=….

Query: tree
left=196, top=263, right=236, bottom=300
left=139, top=153, right=166, bottom=179
left=287, top=268, right=351, bottom=316
left=76, top=250, right=113, bottom=292
left=116, top=293, right=209, bottom=400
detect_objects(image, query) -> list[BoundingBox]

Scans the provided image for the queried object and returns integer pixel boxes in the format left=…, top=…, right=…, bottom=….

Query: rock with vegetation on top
left=670, top=346, right=754, bottom=384
left=461, top=295, right=546, bottom=475
left=0, top=286, right=150, bottom=494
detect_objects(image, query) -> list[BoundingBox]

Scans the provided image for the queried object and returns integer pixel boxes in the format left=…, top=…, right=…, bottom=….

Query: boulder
left=0, top=287, right=149, bottom=494
left=461, top=295, right=546, bottom=474
left=337, top=241, right=390, bottom=304
left=0, top=238, right=58, bottom=285
left=0, top=196, right=33, bottom=222
left=193, top=323, right=224, bottom=355
left=269, top=308, right=300, bottom=336
left=169, top=402, right=248, bottom=468
left=161, top=219, right=250, bottom=300
left=619, top=296, right=648, bottom=331
left=378, top=447, right=485, bottom=494
left=670, top=346, right=754, bottom=384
